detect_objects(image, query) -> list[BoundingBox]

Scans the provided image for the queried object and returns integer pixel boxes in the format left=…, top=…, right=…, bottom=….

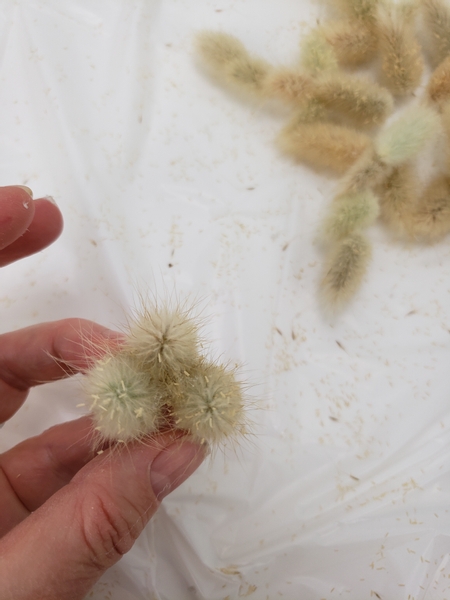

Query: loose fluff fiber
left=320, top=189, right=380, bottom=242
left=278, top=119, right=372, bottom=173
left=427, top=55, right=450, bottom=104
left=375, top=104, right=440, bottom=165
left=378, top=163, right=419, bottom=236
left=320, top=233, right=372, bottom=312
left=85, top=353, right=163, bottom=444
left=409, top=174, right=450, bottom=239
left=421, top=0, right=450, bottom=66
left=377, top=3, right=424, bottom=95
left=312, top=72, right=394, bottom=126
left=321, top=21, right=379, bottom=66
left=170, top=362, right=246, bottom=445
left=195, top=31, right=271, bottom=96
left=126, top=305, right=200, bottom=382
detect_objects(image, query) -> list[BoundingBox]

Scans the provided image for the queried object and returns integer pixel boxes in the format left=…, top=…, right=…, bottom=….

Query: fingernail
left=44, top=195, right=57, bottom=206
left=150, top=438, right=206, bottom=500
left=16, top=186, right=33, bottom=197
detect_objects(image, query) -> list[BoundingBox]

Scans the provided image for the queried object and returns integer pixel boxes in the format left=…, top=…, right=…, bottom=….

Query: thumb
left=0, top=432, right=206, bottom=600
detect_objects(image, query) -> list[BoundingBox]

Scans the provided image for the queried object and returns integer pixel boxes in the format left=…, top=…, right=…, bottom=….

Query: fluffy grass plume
left=126, top=304, right=200, bottom=382
left=321, top=21, right=378, bottom=66
left=170, top=362, right=246, bottom=445
left=375, top=104, right=440, bottom=165
left=408, top=174, right=450, bottom=239
left=440, top=99, right=450, bottom=169
left=300, top=29, right=339, bottom=75
left=377, top=3, right=424, bottom=95
left=85, top=353, right=163, bottom=444
left=427, top=55, right=450, bottom=103
left=321, top=190, right=380, bottom=242
left=333, top=0, right=381, bottom=22
left=279, top=119, right=372, bottom=173
left=421, top=0, right=450, bottom=66
left=340, top=148, right=389, bottom=194
left=378, top=163, right=419, bottom=236
left=320, top=233, right=372, bottom=312
left=313, top=72, right=394, bottom=126
left=195, top=31, right=271, bottom=96
left=264, top=69, right=314, bottom=103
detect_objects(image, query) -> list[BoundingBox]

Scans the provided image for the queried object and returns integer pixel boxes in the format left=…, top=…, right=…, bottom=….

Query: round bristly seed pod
left=85, top=352, right=163, bottom=444
left=126, top=306, right=200, bottom=382
left=170, top=362, right=246, bottom=445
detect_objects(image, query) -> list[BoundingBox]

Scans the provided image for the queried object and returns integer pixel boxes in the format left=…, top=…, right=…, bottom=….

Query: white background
left=1, top=1, right=450, bottom=599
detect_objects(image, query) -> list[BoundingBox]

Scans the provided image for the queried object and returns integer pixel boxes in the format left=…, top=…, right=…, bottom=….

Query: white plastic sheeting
left=1, top=1, right=450, bottom=599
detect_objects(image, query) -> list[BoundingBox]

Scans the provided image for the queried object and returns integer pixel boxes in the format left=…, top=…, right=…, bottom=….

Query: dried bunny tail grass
left=264, top=69, right=314, bottom=103
left=421, top=0, right=450, bottom=66
left=333, top=0, right=382, bottom=23
left=321, top=21, right=379, bottom=66
left=299, top=29, right=339, bottom=75
left=278, top=119, right=371, bottom=173
left=440, top=99, right=450, bottom=169
left=84, top=352, right=163, bottom=446
left=377, top=2, right=424, bottom=95
left=313, top=72, right=394, bottom=126
left=408, top=174, right=450, bottom=240
left=194, top=31, right=271, bottom=96
left=169, top=361, right=248, bottom=446
left=375, top=104, right=440, bottom=165
left=125, top=303, right=201, bottom=383
left=320, top=233, right=372, bottom=313
left=427, top=55, right=450, bottom=103
left=377, top=163, right=420, bottom=236
left=320, top=189, right=380, bottom=243
left=340, top=147, right=389, bottom=194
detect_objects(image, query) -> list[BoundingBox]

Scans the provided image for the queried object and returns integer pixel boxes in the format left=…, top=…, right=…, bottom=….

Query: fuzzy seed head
left=300, top=30, right=339, bottom=75
left=334, top=0, right=381, bottom=22
left=377, top=5, right=424, bottom=95
left=375, top=105, right=440, bottom=166
left=340, top=148, right=389, bottom=194
left=378, top=163, right=419, bottom=237
left=421, top=0, right=450, bottom=66
left=409, top=175, right=450, bottom=240
left=170, top=363, right=246, bottom=445
left=85, top=353, right=162, bottom=443
left=321, top=190, right=380, bottom=242
left=195, top=31, right=248, bottom=69
left=264, top=69, right=314, bottom=103
left=313, top=73, right=394, bottom=126
left=428, top=56, right=450, bottom=104
left=126, top=307, right=200, bottom=382
left=320, top=233, right=372, bottom=312
left=279, top=121, right=371, bottom=173
left=322, top=21, right=378, bottom=66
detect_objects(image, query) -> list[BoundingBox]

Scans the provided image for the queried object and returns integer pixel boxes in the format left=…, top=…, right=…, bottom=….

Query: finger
left=0, top=186, right=35, bottom=251
left=0, top=417, right=96, bottom=535
left=0, top=319, right=124, bottom=423
left=0, top=197, right=63, bottom=267
left=0, top=433, right=206, bottom=600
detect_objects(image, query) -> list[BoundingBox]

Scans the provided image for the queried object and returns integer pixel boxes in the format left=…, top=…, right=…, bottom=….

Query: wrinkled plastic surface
left=1, top=1, right=450, bottom=599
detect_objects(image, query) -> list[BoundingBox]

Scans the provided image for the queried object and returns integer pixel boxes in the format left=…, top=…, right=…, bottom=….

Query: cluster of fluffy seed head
left=83, top=305, right=247, bottom=449
left=195, top=0, right=450, bottom=313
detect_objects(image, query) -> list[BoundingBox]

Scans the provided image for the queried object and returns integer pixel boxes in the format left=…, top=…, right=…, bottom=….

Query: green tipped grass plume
left=279, top=119, right=372, bottom=173
left=378, top=163, right=419, bottom=236
left=320, top=233, right=372, bottom=312
left=321, top=21, right=378, bottom=66
left=375, top=105, right=440, bottom=165
left=300, top=30, right=339, bottom=75
left=85, top=353, right=163, bottom=445
left=170, top=362, right=246, bottom=445
left=421, top=0, right=450, bottom=66
left=313, top=72, right=394, bottom=126
left=321, top=190, right=380, bottom=242
left=427, top=55, right=450, bottom=103
left=126, top=305, right=200, bottom=382
left=195, top=31, right=271, bottom=96
left=409, top=174, right=450, bottom=240
left=377, top=3, right=424, bottom=95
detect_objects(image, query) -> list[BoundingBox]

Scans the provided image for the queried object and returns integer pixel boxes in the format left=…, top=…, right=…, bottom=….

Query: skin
left=0, top=186, right=205, bottom=599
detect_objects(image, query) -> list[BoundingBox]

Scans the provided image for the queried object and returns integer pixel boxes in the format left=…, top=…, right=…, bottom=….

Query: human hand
left=0, top=187, right=206, bottom=599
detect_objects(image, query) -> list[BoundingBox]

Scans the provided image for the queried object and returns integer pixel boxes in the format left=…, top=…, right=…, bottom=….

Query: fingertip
left=0, top=186, right=36, bottom=250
